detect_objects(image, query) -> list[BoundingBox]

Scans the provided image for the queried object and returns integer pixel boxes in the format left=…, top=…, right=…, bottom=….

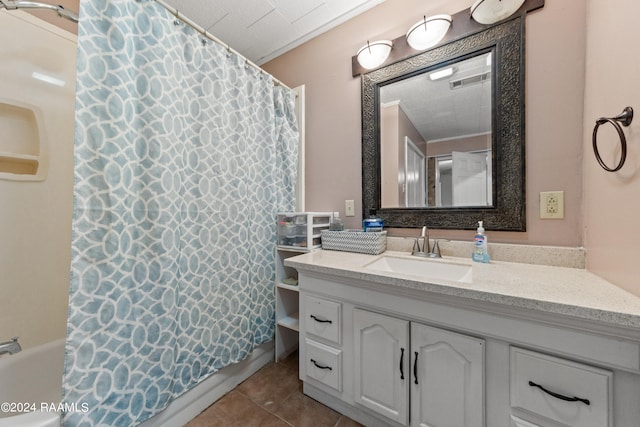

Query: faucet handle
left=405, top=237, right=422, bottom=254
left=429, top=239, right=450, bottom=258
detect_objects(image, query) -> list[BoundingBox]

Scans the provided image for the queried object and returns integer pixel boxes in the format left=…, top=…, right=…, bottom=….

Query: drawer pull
left=310, top=359, right=333, bottom=371
left=400, top=348, right=405, bottom=380
left=528, top=381, right=590, bottom=406
left=413, top=351, right=419, bottom=385
left=310, top=314, right=333, bottom=324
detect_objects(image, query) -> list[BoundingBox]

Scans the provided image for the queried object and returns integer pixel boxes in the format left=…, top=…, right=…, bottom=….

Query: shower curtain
left=62, top=0, right=298, bottom=425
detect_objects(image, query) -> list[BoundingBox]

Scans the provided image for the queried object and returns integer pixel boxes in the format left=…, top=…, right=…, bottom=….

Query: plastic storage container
left=277, top=212, right=332, bottom=251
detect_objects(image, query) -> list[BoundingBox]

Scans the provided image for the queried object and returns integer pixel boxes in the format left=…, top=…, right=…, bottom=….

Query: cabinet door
left=411, top=323, right=485, bottom=427
left=353, top=308, right=409, bottom=425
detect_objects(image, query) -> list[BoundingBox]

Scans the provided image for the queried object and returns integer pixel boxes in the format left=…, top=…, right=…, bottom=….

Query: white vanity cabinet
left=352, top=309, right=484, bottom=427
left=299, top=282, right=487, bottom=427
left=289, top=256, right=640, bottom=427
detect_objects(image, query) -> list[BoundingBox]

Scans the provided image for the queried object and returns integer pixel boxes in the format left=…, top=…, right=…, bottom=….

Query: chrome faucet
left=0, top=337, right=21, bottom=356
left=408, top=226, right=450, bottom=259
left=420, top=226, right=431, bottom=254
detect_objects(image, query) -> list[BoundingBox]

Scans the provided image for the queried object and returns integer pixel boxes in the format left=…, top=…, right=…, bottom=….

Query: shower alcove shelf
left=0, top=101, right=47, bottom=181
left=275, top=212, right=332, bottom=362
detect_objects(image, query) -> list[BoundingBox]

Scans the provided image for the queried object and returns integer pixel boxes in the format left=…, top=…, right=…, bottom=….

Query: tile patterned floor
left=185, top=351, right=363, bottom=427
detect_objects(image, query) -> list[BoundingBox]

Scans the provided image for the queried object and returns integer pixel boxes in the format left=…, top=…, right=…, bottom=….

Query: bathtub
left=0, top=338, right=273, bottom=427
left=0, top=338, right=64, bottom=427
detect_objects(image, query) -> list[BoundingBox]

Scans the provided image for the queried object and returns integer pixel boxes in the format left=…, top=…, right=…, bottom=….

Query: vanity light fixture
left=406, top=14, right=452, bottom=51
left=429, top=67, right=455, bottom=81
left=470, top=0, right=525, bottom=25
left=356, top=40, right=393, bottom=70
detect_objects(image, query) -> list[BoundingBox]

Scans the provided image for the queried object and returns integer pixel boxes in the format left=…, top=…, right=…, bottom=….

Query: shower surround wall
left=0, top=11, right=76, bottom=349
left=62, top=0, right=299, bottom=425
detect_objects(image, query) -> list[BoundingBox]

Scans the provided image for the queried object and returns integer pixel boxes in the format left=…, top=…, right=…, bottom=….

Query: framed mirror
left=362, top=17, right=526, bottom=231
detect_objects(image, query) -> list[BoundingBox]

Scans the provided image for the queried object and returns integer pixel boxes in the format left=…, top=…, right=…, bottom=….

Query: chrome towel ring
left=592, top=106, right=634, bottom=172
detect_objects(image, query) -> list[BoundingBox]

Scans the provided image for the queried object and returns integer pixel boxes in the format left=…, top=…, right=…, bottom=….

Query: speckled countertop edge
left=285, top=249, right=640, bottom=330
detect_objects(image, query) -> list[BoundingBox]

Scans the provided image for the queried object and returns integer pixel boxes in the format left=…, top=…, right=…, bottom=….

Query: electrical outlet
left=540, top=191, right=564, bottom=219
left=345, top=200, right=355, bottom=217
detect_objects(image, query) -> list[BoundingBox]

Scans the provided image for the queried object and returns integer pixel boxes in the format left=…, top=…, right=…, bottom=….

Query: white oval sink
left=364, top=256, right=472, bottom=283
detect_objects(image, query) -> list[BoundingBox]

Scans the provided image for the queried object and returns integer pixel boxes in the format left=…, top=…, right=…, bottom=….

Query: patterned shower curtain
left=61, top=0, right=298, bottom=425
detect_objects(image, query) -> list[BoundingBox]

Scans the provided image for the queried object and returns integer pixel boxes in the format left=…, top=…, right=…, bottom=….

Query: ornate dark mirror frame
left=362, top=17, right=526, bottom=231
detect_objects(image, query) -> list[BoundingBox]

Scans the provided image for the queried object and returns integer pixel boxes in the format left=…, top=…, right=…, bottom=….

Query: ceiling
left=163, top=0, right=385, bottom=64
left=23, top=0, right=385, bottom=65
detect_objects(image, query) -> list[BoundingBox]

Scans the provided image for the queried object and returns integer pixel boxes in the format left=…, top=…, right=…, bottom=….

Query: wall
left=24, top=0, right=78, bottom=35
left=380, top=102, right=426, bottom=207
left=583, top=0, right=640, bottom=296
left=0, top=12, right=76, bottom=349
left=380, top=103, right=400, bottom=207
left=264, top=0, right=587, bottom=246
left=428, top=134, right=490, bottom=157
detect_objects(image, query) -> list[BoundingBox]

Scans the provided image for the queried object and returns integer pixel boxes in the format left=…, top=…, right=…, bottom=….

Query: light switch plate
left=345, top=200, right=355, bottom=217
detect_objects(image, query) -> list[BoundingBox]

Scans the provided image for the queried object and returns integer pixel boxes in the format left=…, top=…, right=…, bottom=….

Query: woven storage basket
left=321, top=230, right=387, bottom=255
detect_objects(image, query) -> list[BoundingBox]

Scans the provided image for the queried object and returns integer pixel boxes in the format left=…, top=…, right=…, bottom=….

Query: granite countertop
left=284, top=249, right=640, bottom=330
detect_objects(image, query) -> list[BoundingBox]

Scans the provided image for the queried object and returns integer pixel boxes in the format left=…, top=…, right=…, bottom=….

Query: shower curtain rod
left=0, top=0, right=78, bottom=22
left=154, top=0, right=292, bottom=91
left=2, top=0, right=290, bottom=90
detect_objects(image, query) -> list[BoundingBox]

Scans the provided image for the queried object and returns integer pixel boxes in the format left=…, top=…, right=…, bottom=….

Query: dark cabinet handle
left=310, top=359, right=332, bottom=371
left=528, top=381, right=590, bottom=406
left=413, top=351, right=419, bottom=385
left=310, top=314, right=332, bottom=324
left=400, top=348, right=405, bottom=380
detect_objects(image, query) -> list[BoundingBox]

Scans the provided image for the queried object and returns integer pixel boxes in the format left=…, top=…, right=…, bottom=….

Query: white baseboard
left=140, top=342, right=274, bottom=427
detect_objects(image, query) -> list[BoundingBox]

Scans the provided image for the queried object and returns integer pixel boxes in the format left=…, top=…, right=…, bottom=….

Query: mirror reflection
left=379, top=51, right=493, bottom=208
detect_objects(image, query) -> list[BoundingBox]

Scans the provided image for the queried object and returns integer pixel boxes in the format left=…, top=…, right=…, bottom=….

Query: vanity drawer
left=304, top=338, right=342, bottom=392
left=509, top=415, right=542, bottom=427
left=510, top=347, right=612, bottom=427
left=303, top=295, right=341, bottom=344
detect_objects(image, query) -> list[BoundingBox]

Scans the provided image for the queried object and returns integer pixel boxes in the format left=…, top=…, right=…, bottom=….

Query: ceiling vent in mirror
left=406, top=14, right=452, bottom=51
left=470, top=0, right=525, bottom=25
left=449, top=71, right=491, bottom=89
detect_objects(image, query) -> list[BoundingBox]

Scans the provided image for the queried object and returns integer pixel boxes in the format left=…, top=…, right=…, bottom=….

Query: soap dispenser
left=472, top=221, right=490, bottom=263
